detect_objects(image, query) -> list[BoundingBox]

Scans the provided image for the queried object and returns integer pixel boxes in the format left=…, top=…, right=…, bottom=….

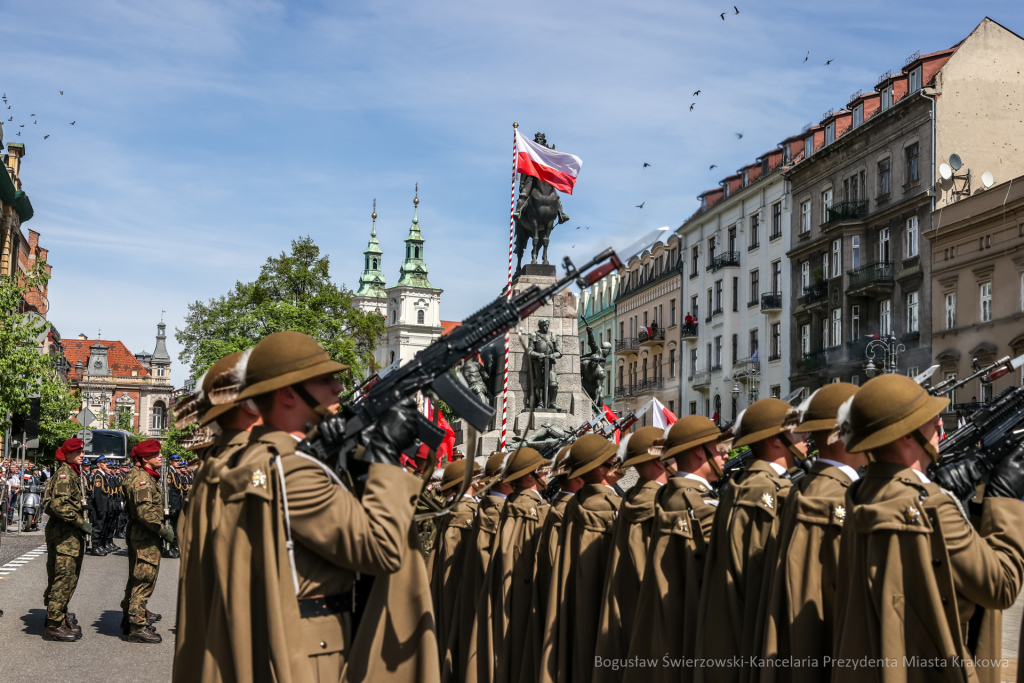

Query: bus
left=76, top=429, right=130, bottom=464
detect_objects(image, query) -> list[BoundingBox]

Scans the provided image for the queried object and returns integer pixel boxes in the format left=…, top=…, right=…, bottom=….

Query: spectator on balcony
left=684, top=313, right=695, bottom=326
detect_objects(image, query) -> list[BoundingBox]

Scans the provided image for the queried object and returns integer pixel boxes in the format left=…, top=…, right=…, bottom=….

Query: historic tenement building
left=675, top=144, right=793, bottom=424
left=785, top=18, right=1024, bottom=394
left=927, top=173, right=1024, bottom=429
left=65, top=322, right=175, bottom=439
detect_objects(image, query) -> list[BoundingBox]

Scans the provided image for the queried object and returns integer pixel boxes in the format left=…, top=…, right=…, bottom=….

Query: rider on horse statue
left=512, top=132, right=571, bottom=274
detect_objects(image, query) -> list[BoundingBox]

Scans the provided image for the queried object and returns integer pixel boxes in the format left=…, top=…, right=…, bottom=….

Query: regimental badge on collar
left=833, top=505, right=846, bottom=523
left=529, top=508, right=537, bottom=517
left=675, top=519, right=688, bottom=532
left=761, top=492, right=774, bottom=509
left=251, top=469, right=267, bottom=489
left=904, top=506, right=921, bottom=525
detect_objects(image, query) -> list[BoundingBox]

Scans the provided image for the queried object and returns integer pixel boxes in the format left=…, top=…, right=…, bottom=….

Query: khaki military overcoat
left=833, top=462, right=1024, bottom=683
left=758, top=461, right=852, bottom=683
left=428, top=496, right=478, bottom=661
left=624, top=475, right=717, bottom=683
left=593, top=479, right=662, bottom=683
left=694, top=460, right=792, bottom=683
left=538, top=484, right=621, bottom=683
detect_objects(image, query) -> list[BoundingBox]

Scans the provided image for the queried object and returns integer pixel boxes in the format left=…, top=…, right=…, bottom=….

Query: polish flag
left=602, top=404, right=621, bottom=443
left=637, top=398, right=678, bottom=429
left=515, top=129, right=583, bottom=195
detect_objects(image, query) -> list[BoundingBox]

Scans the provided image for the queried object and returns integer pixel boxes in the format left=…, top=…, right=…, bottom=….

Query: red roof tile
left=440, top=320, right=462, bottom=336
left=64, top=339, right=149, bottom=380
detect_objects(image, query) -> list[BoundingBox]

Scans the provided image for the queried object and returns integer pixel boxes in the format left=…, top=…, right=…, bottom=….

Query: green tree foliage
left=37, top=366, right=82, bottom=457
left=0, top=263, right=52, bottom=433
left=176, top=236, right=385, bottom=387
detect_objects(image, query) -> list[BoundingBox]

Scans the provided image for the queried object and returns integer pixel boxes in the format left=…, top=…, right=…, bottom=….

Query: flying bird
left=6, top=117, right=10, bottom=122
left=636, top=202, right=645, bottom=209
left=576, top=226, right=580, bottom=229
left=16, top=132, right=20, bottom=136
left=709, top=164, right=718, bottom=170
left=734, top=5, right=739, bottom=13
left=70, top=121, right=75, bottom=125
left=803, top=51, right=809, bottom=63
left=643, top=162, right=651, bottom=168
left=60, top=91, right=63, bottom=95
left=735, top=132, right=743, bottom=139
left=18, top=125, right=23, bottom=128
left=44, top=135, right=49, bottom=139
left=720, top=12, right=726, bottom=20
left=690, top=103, right=695, bottom=111
left=33, top=120, right=36, bottom=124
left=30, top=114, right=34, bottom=117
left=824, top=59, right=833, bottom=66
left=693, top=90, right=701, bottom=96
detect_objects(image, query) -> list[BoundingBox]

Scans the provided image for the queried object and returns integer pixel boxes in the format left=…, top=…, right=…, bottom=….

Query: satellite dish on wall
left=949, top=154, right=963, bottom=171
left=982, top=171, right=994, bottom=188
left=939, top=163, right=952, bottom=180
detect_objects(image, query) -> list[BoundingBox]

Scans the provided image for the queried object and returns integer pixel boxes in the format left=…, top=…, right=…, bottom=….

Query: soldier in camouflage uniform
left=120, top=439, right=174, bottom=643
left=42, top=438, right=90, bottom=641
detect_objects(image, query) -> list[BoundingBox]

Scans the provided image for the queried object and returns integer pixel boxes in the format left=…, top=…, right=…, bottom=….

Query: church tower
left=383, top=186, right=443, bottom=367
left=352, top=200, right=387, bottom=316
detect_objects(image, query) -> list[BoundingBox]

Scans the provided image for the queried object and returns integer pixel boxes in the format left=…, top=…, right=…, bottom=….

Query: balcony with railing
left=732, top=357, right=761, bottom=378
left=615, top=337, right=639, bottom=354
left=803, top=281, right=828, bottom=308
left=847, top=262, right=893, bottom=296
left=636, top=377, right=665, bottom=394
left=760, top=292, right=782, bottom=311
left=708, top=251, right=741, bottom=273
left=799, top=350, right=829, bottom=373
left=680, top=322, right=699, bottom=340
left=638, top=327, right=666, bottom=345
left=825, top=200, right=869, bottom=225
left=614, top=383, right=637, bottom=399
left=691, top=370, right=712, bottom=389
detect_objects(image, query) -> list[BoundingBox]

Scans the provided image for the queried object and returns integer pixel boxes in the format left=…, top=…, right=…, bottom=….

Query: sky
left=1, top=0, right=1021, bottom=384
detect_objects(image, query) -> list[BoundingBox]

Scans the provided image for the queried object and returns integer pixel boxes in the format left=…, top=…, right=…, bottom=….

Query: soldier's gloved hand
left=298, top=413, right=348, bottom=464
left=986, top=453, right=1024, bottom=499
left=930, top=459, right=978, bottom=503
left=80, top=521, right=93, bottom=535
left=361, top=397, right=420, bottom=466
left=160, top=525, right=175, bottom=543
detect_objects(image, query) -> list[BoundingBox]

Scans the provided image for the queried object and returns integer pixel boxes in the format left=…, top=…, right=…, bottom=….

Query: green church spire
left=397, top=184, right=438, bottom=289
left=355, top=199, right=387, bottom=298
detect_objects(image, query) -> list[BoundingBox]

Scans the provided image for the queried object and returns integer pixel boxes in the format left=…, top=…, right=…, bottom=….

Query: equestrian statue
left=512, top=132, right=570, bottom=275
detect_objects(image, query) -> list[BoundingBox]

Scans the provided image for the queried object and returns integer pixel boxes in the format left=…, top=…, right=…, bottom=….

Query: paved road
left=0, top=528, right=178, bottom=683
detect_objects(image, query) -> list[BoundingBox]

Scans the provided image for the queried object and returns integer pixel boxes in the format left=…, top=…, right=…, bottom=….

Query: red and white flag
left=515, top=129, right=583, bottom=195
left=637, top=397, right=678, bottom=430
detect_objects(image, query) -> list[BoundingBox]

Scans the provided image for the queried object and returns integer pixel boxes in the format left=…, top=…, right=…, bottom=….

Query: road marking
left=0, top=544, right=48, bottom=578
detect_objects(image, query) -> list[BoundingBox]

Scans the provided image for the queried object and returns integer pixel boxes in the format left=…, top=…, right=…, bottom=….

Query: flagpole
left=501, top=122, right=519, bottom=451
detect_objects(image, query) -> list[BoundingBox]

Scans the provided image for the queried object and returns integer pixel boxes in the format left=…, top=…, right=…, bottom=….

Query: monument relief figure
left=461, top=357, right=491, bottom=404
left=527, top=318, right=563, bottom=411
left=512, top=132, right=570, bottom=274
left=580, top=321, right=611, bottom=411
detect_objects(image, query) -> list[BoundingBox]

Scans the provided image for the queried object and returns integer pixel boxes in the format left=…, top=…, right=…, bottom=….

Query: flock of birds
left=630, top=6, right=837, bottom=211
left=1, top=91, right=75, bottom=142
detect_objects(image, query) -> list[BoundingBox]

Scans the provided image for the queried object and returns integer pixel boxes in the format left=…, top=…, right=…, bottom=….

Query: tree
left=0, top=263, right=52, bottom=434
left=37, top=364, right=82, bottom=457
left=176, top=236, right=386, bottom=386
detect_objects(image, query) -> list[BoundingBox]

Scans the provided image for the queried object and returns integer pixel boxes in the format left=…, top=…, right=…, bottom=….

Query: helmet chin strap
left=703, top=444, right=724, bottom=478
left=782, top=433, right=809, bottom=462
left=292, top=383, right=332, bottom=421
left=912, top=429, right=941, bottom=463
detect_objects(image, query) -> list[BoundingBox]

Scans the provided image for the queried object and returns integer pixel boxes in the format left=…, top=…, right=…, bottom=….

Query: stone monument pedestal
left=475, top=270, right=593, bottom=456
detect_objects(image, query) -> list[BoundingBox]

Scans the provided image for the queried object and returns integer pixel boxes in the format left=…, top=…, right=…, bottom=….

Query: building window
left=822, top=318, right=829, bottom=350
left=732, top=277, right=738, bottom=312
left=805, top=136, right=814, bottom=158
left=713, top=336, right=722, bottom=369
left=801, top=261, right=810, bottom=290
left=907, top=366, right=919, bottom=378
left=981, top=381, right=994, bottom=403
left=800, top=200, right=811, bottom=234
left=771, top=202, right=782, bottom=239
left=714, top=280, right=723, bottom=313
left=728, top=226, right=737, bottom=252
left=821, top=189, right=833, bottom=220
left=417, top=309, right=425, bottom=324
left=669, top=349, right=676, bottom=377
left=831, top=239, right=841, bottom=279
left=707, top=289, right=712, bottom=319
left=852, top=375, right=860, bottom=386
left=749, top=329, right=759, bottom=358
left=853, top=104, right=864, bottom=127
left=770, top=385, right=781, bottom=399
left=852, top=235, right=861, bottom=269
left=906, top=292, right=919, bottom=333
left=771, top=323, right=781, bottom=359
left=878, top=159, right=891, bottom=196
left=689, top=401, right=697, bottom=415
left=825, top=122, right=836, bottom=145
left=691, top=246, right=699, bottom=275
left=905, top=217, right=918, bottom=258
left=946, top=374, right=957, bottom=406
left=690, top=349, right=697, bottom=377
left=750, top=214, right=759, bottom=248
left=157, top=367, right=165, bottom=377
left=879, top=228, right=890, bottom=262
left=152, top=401, right=167, bottom=431
left=831, top=308, right=842, bottom=348
left=771, top=260, right=782, bottom=294
left=980, top=283, right=992, bottom=322
left=706, top=343, right=712, bottom=371
left=880, top=299, right=892, bottom=336
left=732, top=334, right=738, bottom=365
left=909, top=67, right=921, bottom=93
left=852, top=305, right=860, bottom=340
left=905, top=144, right=919, bottom=184
left=618, top=365, right=623, bottom=388
left=670, top=299, right=677, bottom=326
left=800, top=324, right=810, bottom=355
left=882, top=83, right=893, bottom=110
left=690, top=295, right=698, bottom=320
left=392, top=309, right=397, bottom=323
left=945, top=293, right=956, bottom=329
left=749, top=269, right=759, bottom=303
left=708, top=236, right=717, bottom=262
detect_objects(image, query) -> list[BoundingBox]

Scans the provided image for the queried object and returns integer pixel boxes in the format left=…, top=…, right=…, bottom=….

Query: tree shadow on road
left=93, top=610, right=126, bottom=639
left=20, top=608, right=45, bottom=636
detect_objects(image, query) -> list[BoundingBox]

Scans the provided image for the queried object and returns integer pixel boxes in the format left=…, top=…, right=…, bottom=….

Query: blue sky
left=2, top=0, right=1020, bottom=383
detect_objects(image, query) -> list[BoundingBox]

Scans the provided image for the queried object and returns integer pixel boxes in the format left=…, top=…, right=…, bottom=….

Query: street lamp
left=864, top=333, right=905, bottom=377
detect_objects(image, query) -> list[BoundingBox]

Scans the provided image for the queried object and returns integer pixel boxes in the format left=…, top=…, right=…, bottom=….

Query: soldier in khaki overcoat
left=624, top=416, right=725, bottom=683
left=594, top=426, right=669, bottom=683
left=694, top=398, right=807, bottom=683
left=758, top=383, right=865, bottom=683
left=833, top=374, right=1024, bottom=683
left=179, top=331, right=437, bottom=683
left=538, top=433, right=622, bottom=683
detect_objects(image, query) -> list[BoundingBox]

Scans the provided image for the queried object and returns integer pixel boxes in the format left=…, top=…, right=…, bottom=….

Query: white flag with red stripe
left=636, top=397, right=677, bottom=429
left=515, top=129, right=583, bottom=195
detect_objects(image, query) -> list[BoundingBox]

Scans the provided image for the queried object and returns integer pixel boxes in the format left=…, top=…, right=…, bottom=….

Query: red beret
left=62, top=438, right=85, bottom=452
left=131, top=439, right=162, bottom=459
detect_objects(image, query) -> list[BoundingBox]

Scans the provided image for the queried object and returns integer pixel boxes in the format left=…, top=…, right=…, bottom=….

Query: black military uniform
left=106, top=463, right=124, bottom=551
left=87, top=457, right=115, bottom=556
left=165, top=455, right=190, bottom=559
left=114, top=464, right=130, bottom=538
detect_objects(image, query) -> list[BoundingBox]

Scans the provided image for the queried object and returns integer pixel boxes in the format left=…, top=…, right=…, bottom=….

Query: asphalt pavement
left=0, top=527, right=178, bottom=683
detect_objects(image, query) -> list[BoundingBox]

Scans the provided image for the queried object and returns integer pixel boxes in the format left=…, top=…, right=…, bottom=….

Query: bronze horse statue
left=513, top=132, right=570, bottom=275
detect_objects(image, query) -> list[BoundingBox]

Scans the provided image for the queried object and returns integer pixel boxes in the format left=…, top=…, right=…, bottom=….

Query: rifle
left=926, top=354, right=1024, bottom=397
left=929, top=383, right=1024, bottom=505
left=161, top=455, right=170, bottom=550
left=537, top=411, right=611, bottom=459
left=713, top=446, right=753, bottom=490
left=306, top=249, right=623, bottom=474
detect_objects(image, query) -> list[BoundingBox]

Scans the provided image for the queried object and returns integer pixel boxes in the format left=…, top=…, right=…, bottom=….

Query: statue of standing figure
left=512, top=132, right=570, bottom=275
left=580, top=322, right=611, bottom=412
left=461, top=357, right=491, bottom=405
left=526, top=318, right=563, bottom=411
